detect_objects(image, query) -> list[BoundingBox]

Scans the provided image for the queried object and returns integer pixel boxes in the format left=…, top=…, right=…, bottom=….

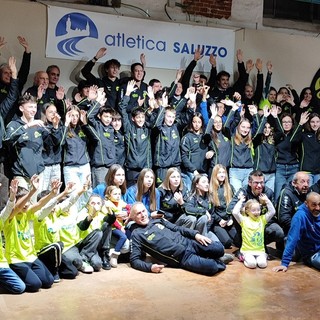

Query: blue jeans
left=181, top=172, right=194, bottom=193
left=180, top=240, right=226, bottom=276
left=41, top=164, right=61, bottom=192
left=274, top=164, right=299, bottom=203
left=307, top=173, right=320, bottom=186
left=264, top=173, right=275, bottom=192
left=112, top=228, right=128, bottom=252
left=0, top=267, right=26, bottom=294
left=91, top=166, right=109, bottom=189
left=229, top=168, right=253, bottom=193
left=10, top=258, right=54, bottom=292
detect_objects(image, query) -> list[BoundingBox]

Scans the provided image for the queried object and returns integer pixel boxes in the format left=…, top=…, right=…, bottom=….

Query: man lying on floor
left=128, top=202, right=233, bottom=276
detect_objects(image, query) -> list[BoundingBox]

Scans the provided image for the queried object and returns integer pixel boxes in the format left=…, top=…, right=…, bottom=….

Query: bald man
left=128, top=202, right=233, bottom=276
left=277, top=171, right=310, bottom=235
left=273, top=192, right=320, bottom=272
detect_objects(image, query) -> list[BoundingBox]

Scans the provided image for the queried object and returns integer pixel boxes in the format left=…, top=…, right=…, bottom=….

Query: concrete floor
left=1, top=254, right=320, bottom=320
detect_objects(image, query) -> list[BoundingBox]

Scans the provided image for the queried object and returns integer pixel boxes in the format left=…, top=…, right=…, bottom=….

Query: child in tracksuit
left=87, top=99, right=116, bottom=188
left=153, top=106, right=182, bottom=186
left=118, top=79, right=156, bottom=187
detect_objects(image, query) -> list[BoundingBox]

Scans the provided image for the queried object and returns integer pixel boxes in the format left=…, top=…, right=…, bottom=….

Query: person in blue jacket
left=273, top=192, right=320, bottom=272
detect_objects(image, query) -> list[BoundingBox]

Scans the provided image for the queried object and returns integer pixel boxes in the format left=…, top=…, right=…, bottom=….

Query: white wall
left=0, top=0, right=319, bottom=97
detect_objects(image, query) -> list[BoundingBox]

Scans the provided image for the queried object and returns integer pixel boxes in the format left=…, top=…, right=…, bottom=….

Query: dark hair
left=99, top=106, right=115, bottom=117
left=216, top=71, right=230, bottom=82
left=187, top=112, right=204, bottom=133
left=46, top=65, right=60, bottom=74
left=18, top=93, right=37, bottom=106
left=149, top=79, right=161, bottom=87
left=131, top=107, right=145, bottom=118
left=104, top=59, right=121, bottom=71
left=37, top=190, right=50, bottom=202
left=248, top=170, right=264, bottom=182
left=16, top=186, right=29, bottom=200
left=130, top=62, right=144, bottom=73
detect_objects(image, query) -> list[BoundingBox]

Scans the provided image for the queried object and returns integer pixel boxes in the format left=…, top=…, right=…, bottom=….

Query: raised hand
left=125, top=80, right=137, bottom=96
left=209, top=53, right=217, bottom=67
left=56, top=86, right=65, bottom=100
left=194, top=46, right=203, bottom=61
left=8, top=56, right=17, bottom=79
left=94, top=47, right=107, bottom=60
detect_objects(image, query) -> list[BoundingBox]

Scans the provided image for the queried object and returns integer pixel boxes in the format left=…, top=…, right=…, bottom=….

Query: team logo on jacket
left=55, top=13, right=98, bottom=57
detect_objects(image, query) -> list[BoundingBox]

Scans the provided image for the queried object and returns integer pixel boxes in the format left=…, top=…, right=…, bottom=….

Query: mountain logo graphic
left=55, top=12, right=98, bottom=57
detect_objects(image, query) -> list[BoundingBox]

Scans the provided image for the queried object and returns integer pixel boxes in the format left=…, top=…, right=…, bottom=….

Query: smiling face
left=213, top=115, right=223, bottom=131
left=99, top=112, right=113, bottom=126
left=247, top=202, right=261, bottom=219
left=309, top=116, right=320, bottom=132
left=36, top=72, right=49, bottom=89
left=218, top=75, right=229, bottom=90
left=303, top=89, right=312, bottom=102
left=45, top=104, right=57, bottom=122
left=238, top=120, right=251, bottom=137
left=263, top=123, right=272, bottom=137
left=175, top=82, right=183, bottom=96
left=244, top=85, right=254, bottom=99
left=132, top=65, right=144, bottom=82
left=20, top=102, right=37, bottom=122
left=281, top=116, right=293, bottom=132
left=249, top=175, right=265, bottom=196
left=292, top=172, right=310, bottom=194
left=306, top=193, right=320, bottom=217
left=164, top=109, right=176, bottom=126
left=107, top=64, right=120, bottom=79
left=132, top=113, right=145, bottom=128
left=69, top=109, right=80, bottom=127
left=130, top=203, right=150, bottom=226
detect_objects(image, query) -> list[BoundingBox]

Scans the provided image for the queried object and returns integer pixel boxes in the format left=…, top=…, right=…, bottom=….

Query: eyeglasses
left=251, top=181, right=264, bottom=185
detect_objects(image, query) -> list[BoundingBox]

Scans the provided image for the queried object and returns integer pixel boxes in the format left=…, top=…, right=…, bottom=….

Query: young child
left=231, top=193, right=276, bottom=269
left=111, top=111, right=125, bottom=167
left=87, top=87, right=116, bottom=187
left=104, top=186, right=130, bottom=267
left=118, top=79, right=156, bottom=186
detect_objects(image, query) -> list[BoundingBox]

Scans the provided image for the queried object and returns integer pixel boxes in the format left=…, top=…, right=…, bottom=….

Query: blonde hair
left=209, top=164, right=233, bottom=206
left=242, top=199, right=260, bottom=216
left=159, top=167, right=183, bottom=191
left=234, top=118, right=252, bottom=147
left=105, top=185, right=121, bottom=201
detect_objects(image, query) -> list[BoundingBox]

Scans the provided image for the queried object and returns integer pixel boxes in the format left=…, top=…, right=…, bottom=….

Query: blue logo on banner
left=55, top=13, right=98, bottom=57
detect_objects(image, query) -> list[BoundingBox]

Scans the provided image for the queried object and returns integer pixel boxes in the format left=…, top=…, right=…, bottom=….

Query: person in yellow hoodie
left=0, top=179, right=26, bottom=294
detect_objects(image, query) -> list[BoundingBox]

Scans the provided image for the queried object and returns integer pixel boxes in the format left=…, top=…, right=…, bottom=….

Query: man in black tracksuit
left=129, top=202, right=227, bottom=276
left=277, top=171, right=310, bottom=235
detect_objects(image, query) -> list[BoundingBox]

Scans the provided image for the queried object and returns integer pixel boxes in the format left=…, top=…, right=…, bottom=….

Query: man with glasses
left=227, top=170, right=284, bottom=259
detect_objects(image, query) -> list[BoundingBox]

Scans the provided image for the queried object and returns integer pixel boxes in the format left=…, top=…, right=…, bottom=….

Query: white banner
left=46, top=6, right=235, bottom=72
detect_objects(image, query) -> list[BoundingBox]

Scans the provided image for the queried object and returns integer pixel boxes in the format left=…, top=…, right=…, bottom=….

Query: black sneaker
left=102, top=257, right=111, bottom=270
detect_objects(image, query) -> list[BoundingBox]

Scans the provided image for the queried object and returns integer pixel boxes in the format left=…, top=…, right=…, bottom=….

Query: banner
left=46, top=6, right=235, bottom=72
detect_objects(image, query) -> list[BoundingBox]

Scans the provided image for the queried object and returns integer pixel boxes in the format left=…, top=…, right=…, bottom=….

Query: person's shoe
left=53, top=273, right=60, bottom=283
left=234, top=249, right=245, bottom=262
left=102, top=255, right=112, bottom=270
left=219, top=253, right=234, bottom=265
left=79, top=261, right=94, bottom=274
left=109, top=249, right=120, bottom=268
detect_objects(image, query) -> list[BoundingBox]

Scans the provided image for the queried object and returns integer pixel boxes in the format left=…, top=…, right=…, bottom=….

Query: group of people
left=0, top=36, right=320, bottom=294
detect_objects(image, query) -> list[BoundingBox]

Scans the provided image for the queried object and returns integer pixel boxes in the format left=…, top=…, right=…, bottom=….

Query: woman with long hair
left=209, top=164, right=239, bottom=248
left=184, top=174, right=212, bottom=235
left=180, top=112, right=212, bottom=191
left=158, top=167, right=189, bottom=225
left=273, top=111, right=309, bottom=201
left=297, top=112, right=320, bottom=185
left=92, top=164, right=127, bottom=198
left=125, top=168, right=160, bottom=217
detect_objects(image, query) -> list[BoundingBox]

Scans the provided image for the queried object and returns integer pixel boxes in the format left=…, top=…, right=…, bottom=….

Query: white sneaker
left=80, top=261, right=94, bottom=273
left=109, top=249, right=120, bottom=268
